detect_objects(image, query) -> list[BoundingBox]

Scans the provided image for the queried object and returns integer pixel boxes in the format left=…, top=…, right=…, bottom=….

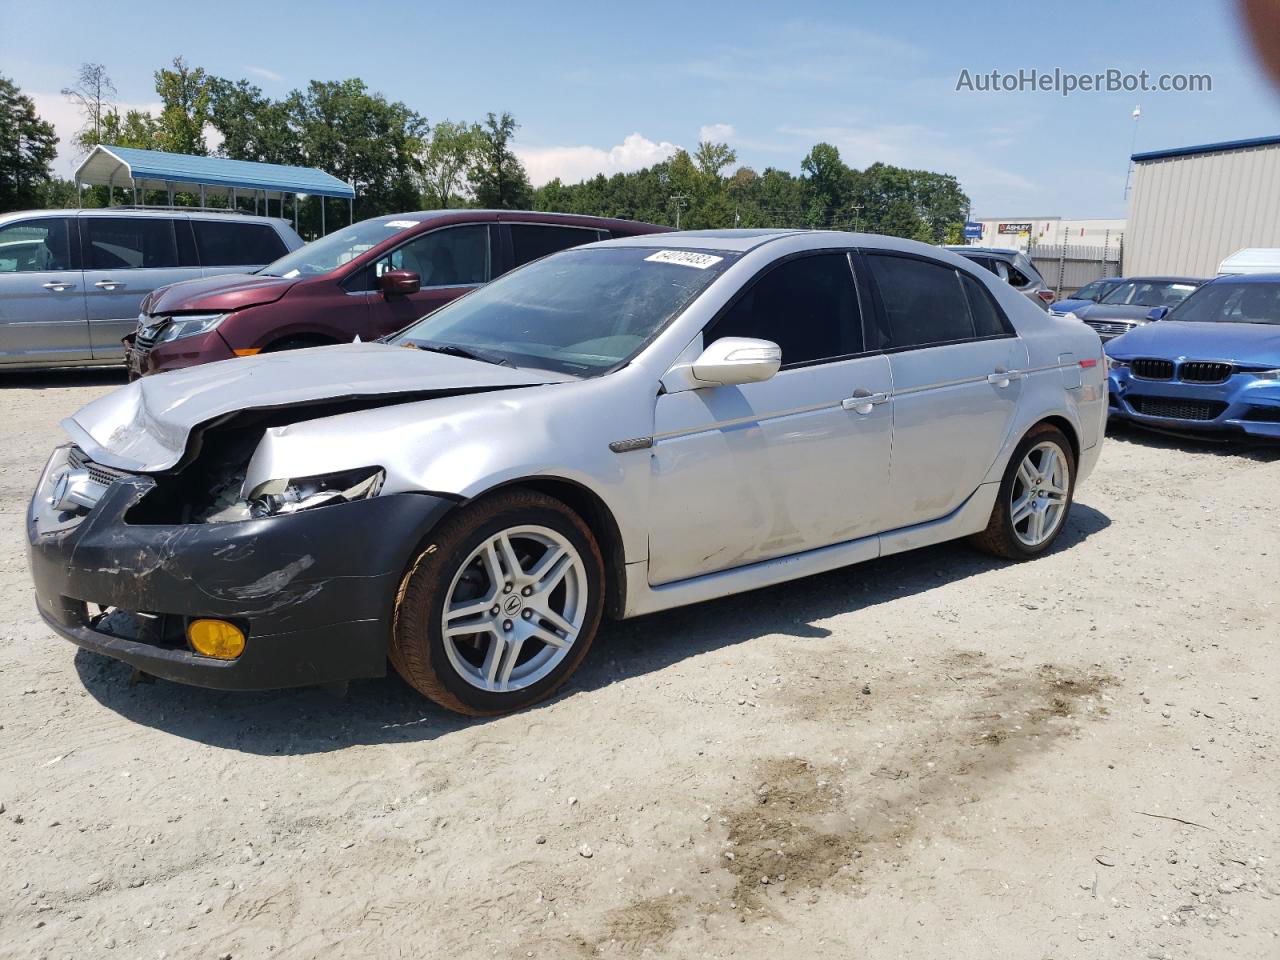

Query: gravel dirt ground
left=1, top=369, right=1278, bottom=960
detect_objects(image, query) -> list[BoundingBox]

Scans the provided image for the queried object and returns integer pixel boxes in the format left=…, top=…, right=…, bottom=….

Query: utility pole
left=1122, top=104, right=1142, bottom=203
left=670, top=194, right=690, bottom=230
left=849, top=204, right=862, bottom=233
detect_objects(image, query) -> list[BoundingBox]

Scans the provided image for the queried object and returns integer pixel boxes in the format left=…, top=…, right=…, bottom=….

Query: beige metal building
left=1126, top=134, right=1280, bottom=277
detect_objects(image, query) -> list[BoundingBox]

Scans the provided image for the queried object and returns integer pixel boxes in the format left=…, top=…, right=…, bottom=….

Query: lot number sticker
left=645, top=250, right=724, bottom=269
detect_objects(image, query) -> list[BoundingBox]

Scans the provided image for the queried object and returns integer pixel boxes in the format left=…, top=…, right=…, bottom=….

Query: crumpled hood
left=1106, top=320, right=1280, bottom=366
left=1049, top=297, right=1091, bottom=314
left=64, top=342, right=565, bottom=473
left=1073, top=302, right=1155, bottom=323
left=144, top=272, right=297, bottom=314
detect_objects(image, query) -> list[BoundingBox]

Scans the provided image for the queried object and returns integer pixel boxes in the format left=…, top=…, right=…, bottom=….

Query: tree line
left=1, top=61, right=968, bottom=242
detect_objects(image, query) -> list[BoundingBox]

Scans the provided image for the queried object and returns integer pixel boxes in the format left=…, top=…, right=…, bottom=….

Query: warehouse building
left=966, top=216, right=1125, bottom=252
left=1125, top=134, right=1280, bottom=277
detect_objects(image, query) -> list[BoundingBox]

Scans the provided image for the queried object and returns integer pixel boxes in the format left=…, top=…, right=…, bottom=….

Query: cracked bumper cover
left=27, top=472, right=455, bottom=690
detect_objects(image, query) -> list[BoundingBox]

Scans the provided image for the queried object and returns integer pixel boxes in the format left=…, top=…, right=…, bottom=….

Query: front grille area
left=68, top=447, right=129, bottom=488
left=1085, top=320, right=1133, bottom=338
left=134, top=314, right=168, bottom=351
left=1179, top=361, right=1233, bottom=383
left=1131, top=358, right=1174, bottom=380
left=1130, top=396, right=1227, bottom=421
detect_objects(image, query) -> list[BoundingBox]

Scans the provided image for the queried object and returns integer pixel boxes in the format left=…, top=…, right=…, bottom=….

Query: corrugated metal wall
left=1126, top=144, right=1280, bottom=277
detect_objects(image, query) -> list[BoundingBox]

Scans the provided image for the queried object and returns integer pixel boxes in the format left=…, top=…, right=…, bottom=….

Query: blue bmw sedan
left=1106, top=274, right=1280, bottom=438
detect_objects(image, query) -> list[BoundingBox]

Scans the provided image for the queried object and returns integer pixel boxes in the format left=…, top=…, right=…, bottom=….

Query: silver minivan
left=0, top=209, right=302, bottom=368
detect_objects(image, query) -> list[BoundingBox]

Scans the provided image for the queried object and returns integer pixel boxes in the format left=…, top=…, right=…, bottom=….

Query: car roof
left=0, top=208, right=290, bottom=226
left=1206, top=272, right=1280, bottom=284
left=944, top=246, right=1023, bottom=258
left=599, top=228, right=967, bottom=255
left=1116, top=276, right=1204, bottom=284
left=361, top=209, right=668, bottom=232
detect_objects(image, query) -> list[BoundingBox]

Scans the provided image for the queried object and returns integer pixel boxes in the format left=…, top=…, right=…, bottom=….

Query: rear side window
left=709, top=253, right=863, bottom=367
left=0, top=217, right=71, bottom=272
left=193, top=220, right=287, bottom=266
left=510, top=224, right=600, bottom=267
left=961, top=273, right=1011, bottom=337
left=84, top=217, right=178, bottom=269
left=866, top=254, right=975, bottom=349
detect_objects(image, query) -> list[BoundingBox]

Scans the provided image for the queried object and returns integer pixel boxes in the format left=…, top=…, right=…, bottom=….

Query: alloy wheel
left=1010, top=441, right=1070, bottom=547
left=440, top=525, right=588, bottom=693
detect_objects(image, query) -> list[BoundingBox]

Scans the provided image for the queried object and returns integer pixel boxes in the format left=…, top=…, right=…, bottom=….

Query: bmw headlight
left=247, top=467, right=384, bottom=518
left=1254, top=368, right=1280, bottom=381
left=1106, top=356, right=1129, bottom=372
left=156, top=313, right=227, bottom=344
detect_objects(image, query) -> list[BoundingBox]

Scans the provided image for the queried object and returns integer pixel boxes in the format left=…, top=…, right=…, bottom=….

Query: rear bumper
left=28, top=459, right=456, bottom=690
left=1107, top=370, right=1280, bottom=438
left=125, top=329, right=237, bottom=377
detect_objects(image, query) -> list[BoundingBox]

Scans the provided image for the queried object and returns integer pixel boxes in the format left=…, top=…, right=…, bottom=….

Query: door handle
left=987, top=367, right=1022, bottom=387
left=42, top=281, right=75, bottom=291
left=94, top=280, right=123, bottom=290
left=841, top=389, right=890, bottom=415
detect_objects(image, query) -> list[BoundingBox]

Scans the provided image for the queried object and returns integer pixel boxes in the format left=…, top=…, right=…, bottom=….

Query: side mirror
left=688, top=337, right=781, bottom=387
left=1146, top=306, right=1169, bottom=321
left=380, top=269, right=420, bottom=296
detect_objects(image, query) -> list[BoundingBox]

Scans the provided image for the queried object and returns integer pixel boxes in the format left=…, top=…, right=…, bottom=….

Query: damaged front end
left=27, top=407, right=457, bottom=691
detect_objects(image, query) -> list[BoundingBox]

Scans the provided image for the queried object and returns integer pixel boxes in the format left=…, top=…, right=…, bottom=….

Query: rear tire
left=390, top=489, right=605, bottom=716
left=970, top=424, right=1075, bottom=560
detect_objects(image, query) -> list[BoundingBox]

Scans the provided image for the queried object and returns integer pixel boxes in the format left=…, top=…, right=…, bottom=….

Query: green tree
left=100, top=109, right=160, bottom=150
left=0, top=76, right=59, bottom=212
left=61, top=63, right=116, bottom=154
left=154, top=56, right=212, bottom=154
left=693, top=140, right=737, bottom=179
left=287, top=78, right=425, bottom=228
left=209, top=77, right=296, bottom=164
left=419, top=120, right=480, bottom=208
left=470, top=112, right=532, bottom=209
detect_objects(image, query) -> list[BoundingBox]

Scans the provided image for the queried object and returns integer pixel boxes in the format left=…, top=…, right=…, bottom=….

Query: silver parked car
left=945, top=246, right=1054, bottom=310
left=0, top=208, right=302, bottom=368
left=28, top=230, right=1107, bottom=715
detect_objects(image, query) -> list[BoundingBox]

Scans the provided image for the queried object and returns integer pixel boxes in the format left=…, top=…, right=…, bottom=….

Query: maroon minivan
left=126, top=210, right=669, bottom=376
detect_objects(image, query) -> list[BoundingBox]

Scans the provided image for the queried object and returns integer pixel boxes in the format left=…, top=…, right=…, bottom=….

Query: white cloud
left=245, top=65, right=284, bottom=84
left=779, top=122, right=1038, bottom=201
left=515, top=133, right=681, bottom=187
left=698, top=122, right=735, bottom=143
left=28, top=91, right=163, bottom=177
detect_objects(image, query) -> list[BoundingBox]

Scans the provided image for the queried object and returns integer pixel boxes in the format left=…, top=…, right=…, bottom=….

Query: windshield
left=390, top=246, right=737, bottom=375
left=1168, top=281, right=1280, bottom=325
left=259, top=218, right=422, bottom=278
left=1098, top=279, right=1199, bottom=308
left=1074, top=279, right=1115, bottom=301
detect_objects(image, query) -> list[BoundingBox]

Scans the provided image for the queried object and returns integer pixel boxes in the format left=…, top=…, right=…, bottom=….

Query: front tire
left=970, top=424, right=1075, bottom=560
left=390, top=489, right=605, bottom=716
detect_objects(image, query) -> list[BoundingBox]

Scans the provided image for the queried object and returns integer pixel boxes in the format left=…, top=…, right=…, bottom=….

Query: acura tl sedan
left=28, top=230, right=1106, bottom=715
left=1106, top=274, right=1280, bottom=438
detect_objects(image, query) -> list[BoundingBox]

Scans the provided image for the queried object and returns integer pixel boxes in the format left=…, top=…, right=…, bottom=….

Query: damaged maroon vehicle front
left=27, top=343, right=565, bottom=689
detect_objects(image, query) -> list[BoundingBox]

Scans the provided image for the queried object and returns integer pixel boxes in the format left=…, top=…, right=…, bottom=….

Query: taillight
left=1079, top=358, right=1098, bottom=369
left=1037, top=290, right=1056, bottom=303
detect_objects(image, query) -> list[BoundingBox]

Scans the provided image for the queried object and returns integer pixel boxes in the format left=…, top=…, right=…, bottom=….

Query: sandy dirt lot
left=1, top=369, right=1277, bottom=960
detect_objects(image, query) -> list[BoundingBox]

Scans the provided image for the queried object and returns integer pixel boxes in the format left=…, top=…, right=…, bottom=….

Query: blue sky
left=4, top=0, right=1277, bottom=218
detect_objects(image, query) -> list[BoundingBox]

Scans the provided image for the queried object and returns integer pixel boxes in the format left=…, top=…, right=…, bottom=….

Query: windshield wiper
left=410, top=342, right=512, bottom=367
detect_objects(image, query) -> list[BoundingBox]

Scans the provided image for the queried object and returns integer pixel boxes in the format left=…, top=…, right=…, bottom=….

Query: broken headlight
left=156, top=313, right=227, bottom=343
left=247, top=467, right=385, bottom=519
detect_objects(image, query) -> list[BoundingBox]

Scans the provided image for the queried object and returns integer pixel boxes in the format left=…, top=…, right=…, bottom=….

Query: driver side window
left=375, top=224, right=490, bottom=288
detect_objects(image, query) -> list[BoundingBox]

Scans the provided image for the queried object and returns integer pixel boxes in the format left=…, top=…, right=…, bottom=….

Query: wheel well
left=1034, top=415, right=1080, bottom=464
left=491, top=478, right=628, bottom=620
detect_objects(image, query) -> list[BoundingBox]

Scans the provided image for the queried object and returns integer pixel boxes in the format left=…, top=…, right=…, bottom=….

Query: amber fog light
left=188, top=619, right=246, bottom=659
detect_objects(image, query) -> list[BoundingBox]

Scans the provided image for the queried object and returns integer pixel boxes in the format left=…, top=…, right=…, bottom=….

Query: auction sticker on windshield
left=644, top=250, right=724, bottom=269
left=384, top=220, right=419, bottom=229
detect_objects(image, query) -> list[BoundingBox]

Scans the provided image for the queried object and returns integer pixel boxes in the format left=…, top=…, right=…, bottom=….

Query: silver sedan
left=28, top=230, right=1107, bottom=715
